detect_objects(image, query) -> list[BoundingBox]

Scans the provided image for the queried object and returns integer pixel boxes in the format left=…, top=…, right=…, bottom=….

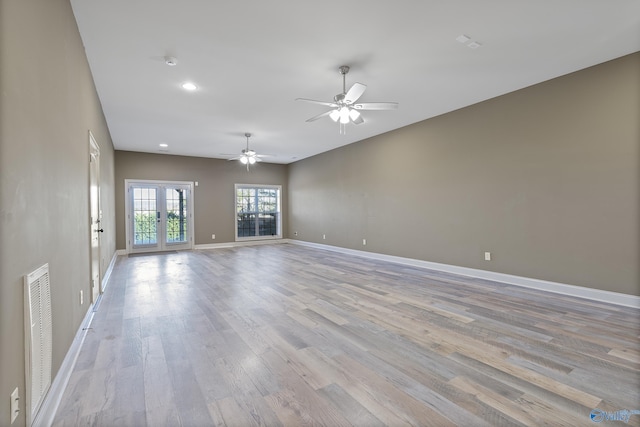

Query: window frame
left=234, top=184, right=282, bottom=242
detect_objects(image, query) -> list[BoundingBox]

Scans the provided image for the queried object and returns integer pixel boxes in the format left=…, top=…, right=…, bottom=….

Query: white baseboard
left=290, top=240, right=640, bottom=309
left=100, top=251, right=119, bottom=293
left=33, top=301, right=96, bottom=427
left=195, top=238, right=291, bottom=250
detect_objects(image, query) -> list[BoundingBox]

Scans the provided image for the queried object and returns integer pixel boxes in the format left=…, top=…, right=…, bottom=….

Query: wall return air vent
left=24, top=263, right=53, bottom=426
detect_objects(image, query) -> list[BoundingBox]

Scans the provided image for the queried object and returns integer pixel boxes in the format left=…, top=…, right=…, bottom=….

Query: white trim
left=32, top=302, right=96, bottom=427
left=100, top=251, right=119, bottom=293
left=289, top=240, right=640, bottom=309
left=124, top=180, right=195, bottom=253
left=195, top=238, right=291, bottom=251
left=234, top=184, right=283, bottom=241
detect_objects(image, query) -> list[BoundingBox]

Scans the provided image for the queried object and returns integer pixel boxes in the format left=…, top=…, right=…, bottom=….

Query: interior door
left=128, top=181, right=193, bottom=253
left=89, top=133, right=101, bottom=302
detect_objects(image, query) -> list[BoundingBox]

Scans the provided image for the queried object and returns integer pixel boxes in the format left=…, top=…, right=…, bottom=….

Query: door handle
left=95, top=228, right=104, bottom=233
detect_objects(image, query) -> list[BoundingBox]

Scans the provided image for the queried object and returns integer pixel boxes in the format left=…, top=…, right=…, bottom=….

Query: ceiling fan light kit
left=240, top=156, right=256, bottom=165
left=296, top=65, right=398, bottom=134
left=229, top=133, right=265, bottom=170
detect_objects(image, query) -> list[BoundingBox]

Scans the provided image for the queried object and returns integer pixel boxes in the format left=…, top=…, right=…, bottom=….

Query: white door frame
left=125, top=179, right=195, bottom=253
left=89, top=131, right=102, bottom=302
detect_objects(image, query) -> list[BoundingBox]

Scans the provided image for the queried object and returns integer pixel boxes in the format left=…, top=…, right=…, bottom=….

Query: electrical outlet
left=484, top=252, right=491, bottom=261
left=80, top=290, right=83, bottom=305
left=10, top=387, right=19, bottom=424
left=362, top=239, right=367, bottom=246
left=294, top=231, right=298, bottom=236
left=211, top=234, right=216, bottom=240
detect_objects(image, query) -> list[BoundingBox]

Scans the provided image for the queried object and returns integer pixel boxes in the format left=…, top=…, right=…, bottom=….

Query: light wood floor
left=53, top=244, right=640, bottom=426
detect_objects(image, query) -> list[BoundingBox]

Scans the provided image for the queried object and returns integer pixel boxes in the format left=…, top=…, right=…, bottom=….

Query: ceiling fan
left=296, top=66, right=398, bottom=134
left=228, top=133, right=267, bottom=170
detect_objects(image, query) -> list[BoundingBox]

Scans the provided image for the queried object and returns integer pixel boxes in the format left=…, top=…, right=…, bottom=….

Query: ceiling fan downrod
left=333, top=65, right=351, bottom=103
left=339, top=65, right=350, bottom=95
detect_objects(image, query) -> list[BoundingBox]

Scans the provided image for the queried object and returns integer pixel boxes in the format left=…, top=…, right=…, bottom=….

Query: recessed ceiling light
left=159, top=143, right=168, bottom=148
left=467, top=41, right=482, bottom=49
left=456, top=34, right=471, bottom=43
left=181, top=82, right=197, bottom=91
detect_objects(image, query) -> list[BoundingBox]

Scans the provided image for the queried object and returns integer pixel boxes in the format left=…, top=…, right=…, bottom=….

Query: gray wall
left=288, top=53, right=639, bottom=296
left=0, top=0, right=116, bottom=425
left=114, top=151, right=288, bottom=249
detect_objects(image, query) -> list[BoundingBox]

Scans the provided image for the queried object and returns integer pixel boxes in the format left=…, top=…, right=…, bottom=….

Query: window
left=235, top=184, right=282, bottom=240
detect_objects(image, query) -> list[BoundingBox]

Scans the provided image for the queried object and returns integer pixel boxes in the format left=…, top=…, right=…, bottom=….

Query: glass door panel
left=133, top=187, right=158, bottom=247
left=165, top=187, right=189, bottom=245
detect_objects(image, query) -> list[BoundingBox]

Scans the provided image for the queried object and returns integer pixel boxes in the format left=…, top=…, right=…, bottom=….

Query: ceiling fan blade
left=353, top=102, right=398, bottom=110
left=344, top=83, right=367, bottom=104
left=306, top=110, right=334, bottom=122
left=352, top=115, right=364, bottom=125
left=296, top=98, right=338, bottom=108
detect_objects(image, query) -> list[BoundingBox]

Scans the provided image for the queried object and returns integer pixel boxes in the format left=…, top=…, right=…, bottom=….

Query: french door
left=126, top=180, right=194, bottom=253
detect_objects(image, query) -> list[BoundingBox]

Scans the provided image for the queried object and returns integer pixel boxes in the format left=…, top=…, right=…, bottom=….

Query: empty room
left=1, top=1, right=639, bottom=426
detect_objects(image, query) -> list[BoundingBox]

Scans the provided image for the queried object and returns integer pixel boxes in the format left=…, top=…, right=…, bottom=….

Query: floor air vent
left=24, top=263, right=53, bottom=426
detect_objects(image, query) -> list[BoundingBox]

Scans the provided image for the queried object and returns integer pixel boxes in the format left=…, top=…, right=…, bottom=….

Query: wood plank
left=317, top=383, right=386, bottom=427
left=142, top=335, right=181, bottom=426
left=331, top=353, right=463, bottom=426
left=608, top=347, right=640, bottom=363
left=261, top=350, right=353, bottom=427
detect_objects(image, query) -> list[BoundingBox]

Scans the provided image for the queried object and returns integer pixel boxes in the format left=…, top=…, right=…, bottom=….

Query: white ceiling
left=70, top=0, right=640, bottom=164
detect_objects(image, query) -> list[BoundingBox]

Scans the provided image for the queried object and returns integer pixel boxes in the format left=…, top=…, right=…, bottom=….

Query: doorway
left=89, top=132, right=102, bottom=303
left=125, top=180, right=194, bottom=253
